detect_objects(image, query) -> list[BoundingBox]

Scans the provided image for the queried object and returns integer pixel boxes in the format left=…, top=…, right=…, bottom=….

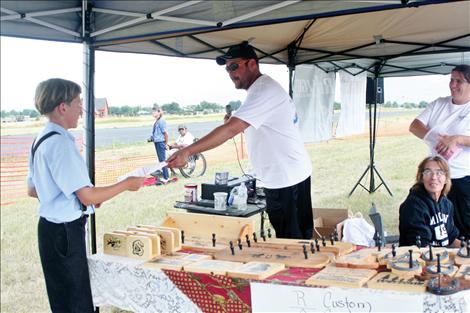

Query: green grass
left=0, top=112, right=429, bottom=312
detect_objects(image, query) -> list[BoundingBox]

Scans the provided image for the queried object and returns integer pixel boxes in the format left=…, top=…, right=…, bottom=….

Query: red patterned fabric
left=265, top=267, right=321, bottom=285
left=164, top=269, right=251, bottom=313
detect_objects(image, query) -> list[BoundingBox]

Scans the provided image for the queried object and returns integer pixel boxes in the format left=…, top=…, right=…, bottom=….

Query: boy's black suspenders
left=31, top=131, right=60, bottom=160
left=31, top=131, right=87, bottom=213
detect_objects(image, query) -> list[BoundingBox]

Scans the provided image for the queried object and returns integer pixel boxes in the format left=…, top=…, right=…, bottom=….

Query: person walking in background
left=399, top=156, right=460, bottom=247
left=27, top=78, right=144, bottom=312
left=409, top=64, right=470, bottom=238
left=150, top=104, right=170, bottom=184
left=167, top=41, right=313, bottom=239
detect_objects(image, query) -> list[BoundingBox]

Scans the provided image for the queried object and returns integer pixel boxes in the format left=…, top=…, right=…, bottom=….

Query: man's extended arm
left=167, top=117, right=249, bottom=168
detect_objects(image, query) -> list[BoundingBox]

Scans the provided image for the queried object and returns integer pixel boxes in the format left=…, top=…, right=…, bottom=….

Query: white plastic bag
left=341, top=213, right=375, bottom=247
left=423, top=125, right=462, bottom=161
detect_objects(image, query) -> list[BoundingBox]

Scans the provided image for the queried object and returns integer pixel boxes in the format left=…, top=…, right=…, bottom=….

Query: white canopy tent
left=2, top=0, right=469, bottom=252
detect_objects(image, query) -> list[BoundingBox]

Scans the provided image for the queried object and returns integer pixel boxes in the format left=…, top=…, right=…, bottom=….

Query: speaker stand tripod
left=349, top=78, right=392, bottom=197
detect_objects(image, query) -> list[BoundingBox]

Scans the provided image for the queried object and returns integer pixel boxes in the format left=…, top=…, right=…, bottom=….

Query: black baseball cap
left=216, top=41, right=258, bottom=65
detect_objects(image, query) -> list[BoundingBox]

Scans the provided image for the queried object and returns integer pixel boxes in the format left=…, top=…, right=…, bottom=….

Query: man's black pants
left=264, top=176, right=313, bottom=239
left=448, top=175, right=470, bottom=239
left=38, top=215, right=94, bottom=313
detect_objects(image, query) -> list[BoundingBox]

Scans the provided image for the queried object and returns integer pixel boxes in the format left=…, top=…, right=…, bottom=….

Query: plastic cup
left=213, top=192, right=227, bottom=211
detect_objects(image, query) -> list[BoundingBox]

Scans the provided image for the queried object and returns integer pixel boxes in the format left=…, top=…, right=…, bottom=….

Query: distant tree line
left=1, top=99, right=427, bottom=120
left=1, top=109, right=40, bottom=120
left=108, top=100, right=242, bottom=116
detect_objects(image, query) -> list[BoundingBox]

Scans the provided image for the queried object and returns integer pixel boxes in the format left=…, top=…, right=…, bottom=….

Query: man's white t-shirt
left=417, top=96, right=470, bottom=178
left=176, top=132, right=195, bottom=146
left=233, top=74, right=312, bottom=189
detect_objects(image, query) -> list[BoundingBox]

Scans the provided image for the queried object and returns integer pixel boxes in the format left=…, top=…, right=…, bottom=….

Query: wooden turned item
left=427, top=275, right=460, bottom=295
left=389, top=250, right=422, bottom=277
left=455, top=239, right=470, bottom=266
left=425, top=253, right=456, bottom=276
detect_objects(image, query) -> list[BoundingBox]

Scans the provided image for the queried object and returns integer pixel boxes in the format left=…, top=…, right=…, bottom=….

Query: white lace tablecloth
left=88, top=254, right=201, bottom=313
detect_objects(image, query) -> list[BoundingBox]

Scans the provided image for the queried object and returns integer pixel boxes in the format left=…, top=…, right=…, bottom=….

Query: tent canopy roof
left=1, top=0, right=469, bottom=77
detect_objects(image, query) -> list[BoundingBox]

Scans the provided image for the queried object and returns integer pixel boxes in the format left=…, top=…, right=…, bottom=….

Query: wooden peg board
left=367, top=272, right=427, bottom=292
left=182, top=239, right=228, bottom=253
left=261, top=237, right=354, bottom=256
left=183, top=259, right=244, bottom=275
left=161, top=211, right=255, bottom=244
left=227, top=261, right=285, bottom=280
left=213, top=246, right=332, bottom=269
left=305, top=266, right=377, bottom=288
left=164, top=252, right=213, bottom=262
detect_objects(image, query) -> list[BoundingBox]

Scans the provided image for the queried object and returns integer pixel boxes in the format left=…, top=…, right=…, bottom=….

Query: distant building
left=95, top=98, right=109, bottom=118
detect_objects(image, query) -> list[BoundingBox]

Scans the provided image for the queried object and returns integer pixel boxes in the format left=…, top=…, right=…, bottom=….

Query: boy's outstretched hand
left=125, top=176, right=146, bottom=191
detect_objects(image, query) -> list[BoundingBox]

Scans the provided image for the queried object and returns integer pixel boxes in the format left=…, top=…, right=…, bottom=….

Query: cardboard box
left=313, top=208, right=348, bottom=239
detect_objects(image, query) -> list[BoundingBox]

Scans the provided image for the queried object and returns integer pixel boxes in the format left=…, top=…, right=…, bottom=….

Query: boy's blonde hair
left=35, top=78, right=81, bottom=115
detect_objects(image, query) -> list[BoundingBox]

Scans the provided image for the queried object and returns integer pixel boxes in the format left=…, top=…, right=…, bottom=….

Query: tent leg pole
left=83, top=43, right=97, bottom=255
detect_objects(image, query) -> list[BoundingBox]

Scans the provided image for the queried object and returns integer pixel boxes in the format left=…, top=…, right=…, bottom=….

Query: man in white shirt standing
left=167, top=124, right=195, bottom=158
left=168, top=42, right=313, bottom=239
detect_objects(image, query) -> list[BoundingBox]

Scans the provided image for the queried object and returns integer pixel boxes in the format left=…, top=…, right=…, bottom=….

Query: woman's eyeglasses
left=422, top=169, right=446, bottom=177
left=225, top=60, right=249, bottom=72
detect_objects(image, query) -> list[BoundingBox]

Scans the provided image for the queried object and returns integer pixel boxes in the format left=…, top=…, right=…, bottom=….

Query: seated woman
left=399, top=156, right=461, bottom=247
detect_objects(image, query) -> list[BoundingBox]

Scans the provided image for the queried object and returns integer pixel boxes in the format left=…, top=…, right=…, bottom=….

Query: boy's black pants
left=38, top=215, right=94, bottom=313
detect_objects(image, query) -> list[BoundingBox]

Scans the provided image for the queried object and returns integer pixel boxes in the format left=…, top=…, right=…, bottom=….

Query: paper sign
left=117, top=162, right=167, bottom=181
left=251, top=282, right=423, bottom=312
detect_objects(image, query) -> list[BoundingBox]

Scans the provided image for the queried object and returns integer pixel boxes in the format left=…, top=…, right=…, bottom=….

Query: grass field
left=0, top=110, right=429, bottom=312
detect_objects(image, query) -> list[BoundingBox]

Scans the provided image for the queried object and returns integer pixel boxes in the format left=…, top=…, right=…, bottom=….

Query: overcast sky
left=0, top=36, right=451, bottom=111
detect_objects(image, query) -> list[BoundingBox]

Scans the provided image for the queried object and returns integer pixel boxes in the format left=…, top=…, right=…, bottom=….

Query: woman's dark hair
left=452, top=64, right=470, bottom=83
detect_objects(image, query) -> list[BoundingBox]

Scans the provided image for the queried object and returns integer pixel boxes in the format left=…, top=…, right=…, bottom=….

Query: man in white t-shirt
left=409, top=64, right=470, bottom=238
left=167, top=41, right=313, bottom=239
left=167, top=124, right=195, bottom=158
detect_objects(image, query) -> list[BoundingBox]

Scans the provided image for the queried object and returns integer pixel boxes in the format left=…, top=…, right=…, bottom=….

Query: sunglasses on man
left=225, top=60, right=249, bottom=73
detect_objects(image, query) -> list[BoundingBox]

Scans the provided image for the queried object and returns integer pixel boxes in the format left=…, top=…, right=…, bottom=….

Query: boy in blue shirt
left=27, top=78, right=144, bottom=312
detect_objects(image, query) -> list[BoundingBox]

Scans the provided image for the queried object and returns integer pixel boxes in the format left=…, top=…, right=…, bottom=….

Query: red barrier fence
left=1, top=136, right=156, bottom=206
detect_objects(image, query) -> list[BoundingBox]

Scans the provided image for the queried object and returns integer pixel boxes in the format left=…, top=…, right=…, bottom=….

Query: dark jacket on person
left=399, top=186, right=459, bottom=247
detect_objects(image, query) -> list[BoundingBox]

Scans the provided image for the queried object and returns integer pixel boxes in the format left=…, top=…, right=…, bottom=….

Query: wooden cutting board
left=183, top=259, right=244, bottom=275
left=140, top=257, right=194, bottom=271
left=305, top=266, right=377, bottom=288
left=335, top=249, right=379, bottom=269
left=367, top=272, right=427, bottom=292
left=455, top=264, right=470, bottom=280
left=260, top=237, right=354, bottom=256
left=227, top=261, right=285, bottom=280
